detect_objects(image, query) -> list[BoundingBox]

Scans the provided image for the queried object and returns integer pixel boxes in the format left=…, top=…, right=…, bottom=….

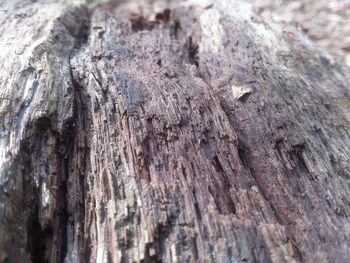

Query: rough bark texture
left=0, top=0, right=350, bottom=262
left=251, top=0, right=350, bottom=67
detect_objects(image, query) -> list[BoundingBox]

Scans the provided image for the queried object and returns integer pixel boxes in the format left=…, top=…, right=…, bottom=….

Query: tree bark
left=0, top=0, right=350, bottom=262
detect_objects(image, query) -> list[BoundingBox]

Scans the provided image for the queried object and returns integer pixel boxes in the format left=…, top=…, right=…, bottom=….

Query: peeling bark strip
left=1, top=0, right=350, bottom=262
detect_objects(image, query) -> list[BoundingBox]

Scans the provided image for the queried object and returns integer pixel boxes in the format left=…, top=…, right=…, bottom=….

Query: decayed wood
left=0, top=0, right=88, bottom=262
left=0, top=0, right=350, bottom=262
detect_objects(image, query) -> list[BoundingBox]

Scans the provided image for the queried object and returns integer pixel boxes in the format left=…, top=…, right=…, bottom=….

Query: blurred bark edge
left=0, top=0, right=349, bottom=262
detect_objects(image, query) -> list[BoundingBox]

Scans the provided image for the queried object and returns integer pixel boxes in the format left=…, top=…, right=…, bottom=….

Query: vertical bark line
left=219, top=101, right=284, bottom=222
left=18, top=19, right=91, bottom=262
left=0, top=1, right=91, bottom=262
left=66, top=73, right=90, bottom=263
left=62, top=16, right=91, bottom=263
left=57, top=158, right=69, bottom=263
left=16, top=117, right=70, bottom=263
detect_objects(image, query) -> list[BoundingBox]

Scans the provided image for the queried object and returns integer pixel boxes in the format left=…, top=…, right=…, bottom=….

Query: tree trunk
left=0, top=0, right=350, bottom=262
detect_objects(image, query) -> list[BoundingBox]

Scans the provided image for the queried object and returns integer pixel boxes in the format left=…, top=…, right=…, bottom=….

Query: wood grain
left=0, top=0, right=349, bottom=262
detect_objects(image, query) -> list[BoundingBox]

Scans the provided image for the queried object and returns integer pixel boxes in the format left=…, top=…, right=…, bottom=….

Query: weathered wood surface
left=0, top=0, right=350, bottom=262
